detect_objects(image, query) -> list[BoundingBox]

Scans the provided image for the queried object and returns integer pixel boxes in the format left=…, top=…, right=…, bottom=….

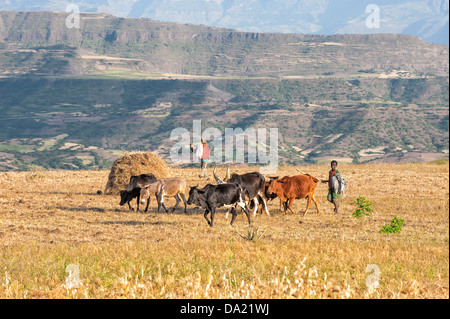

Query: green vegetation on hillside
left=0, top=76, right=448, bottom=170
left=0, top=11, right=448, bottom=170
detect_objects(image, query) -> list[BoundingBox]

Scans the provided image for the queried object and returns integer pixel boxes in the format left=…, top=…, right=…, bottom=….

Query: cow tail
left=249, top=197, right=255, bottom=209
left=242, top=186, right=250, bottom=203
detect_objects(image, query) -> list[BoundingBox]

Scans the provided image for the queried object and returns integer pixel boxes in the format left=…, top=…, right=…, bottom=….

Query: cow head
left=119, top=190, right=130, bottom=206
left=187, top=185, right=204, bottom=206
left=267, top=177, right=285, bottom=196
left=213, top=167, right=230, bottom=184
left=264, top=176, right=279, bottom=198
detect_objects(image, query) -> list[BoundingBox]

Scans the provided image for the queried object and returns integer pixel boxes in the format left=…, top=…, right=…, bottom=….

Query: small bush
left=352, top=196, right=373, bottom=218
left=234, top=226, right=266, bottom=241
left=380, top=215, right=404, bottom=234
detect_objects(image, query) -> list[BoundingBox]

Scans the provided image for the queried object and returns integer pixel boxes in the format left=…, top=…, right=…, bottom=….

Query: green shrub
left=380, top=215, right=404, bottom=234
left=352, top=196, right=374, bottom=218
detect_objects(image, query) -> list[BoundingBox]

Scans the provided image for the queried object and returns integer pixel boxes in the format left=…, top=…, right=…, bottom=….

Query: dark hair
left=331, top=160, right=338, bottom=165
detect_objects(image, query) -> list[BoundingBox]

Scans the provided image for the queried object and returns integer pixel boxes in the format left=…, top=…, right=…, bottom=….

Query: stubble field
left=0, top=162, right=448, bottom=299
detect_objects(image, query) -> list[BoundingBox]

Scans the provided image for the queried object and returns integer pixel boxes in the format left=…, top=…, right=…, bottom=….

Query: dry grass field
left=0, top=161, right=448, bottom=299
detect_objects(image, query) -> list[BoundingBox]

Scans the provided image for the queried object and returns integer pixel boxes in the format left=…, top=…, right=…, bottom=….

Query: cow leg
left=225, top=208, right=231, bottom=219
left=171, top=193, right=181, bottom=213
left=287, top=198, right=296, bottom=214
left=136, top=194, right=140, bottom=212
left=179, top=193, right=187, bottom=214
left=236, top=197, right=251, bottom=225
left=144, top=199, right=150, bottom=213
left=204, top=209, right=211, bottom=226
left=312, top=194, right=320, bottom=214
left=243, top=205, right=251, bottom=225
left=209, top=207, right=216, bottom=227
left=304, top=195, right=313, bottom=216
left=161, top=202, right=169, bottom=213
left=156, top=194, right=161, bottom=212
left=161, top=195, right=170, bottom=213
left=158, top=194, right=169, bottom=213
left=230, top=207, right=238, bottom=225
left=283, top=199, right=289, bottom=214
left=260, top=196, right=270, bottom=216
left=127, top=201, right=134, bottom=212
left=252, top=196, right=259, bottom=217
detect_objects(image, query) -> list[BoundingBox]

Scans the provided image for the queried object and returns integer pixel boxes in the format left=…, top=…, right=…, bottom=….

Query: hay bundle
left=104, top=151, right=171, bottom=195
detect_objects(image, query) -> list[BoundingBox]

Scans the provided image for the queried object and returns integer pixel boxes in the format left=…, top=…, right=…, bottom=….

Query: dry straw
left=104, top=151, right=171, bottom=195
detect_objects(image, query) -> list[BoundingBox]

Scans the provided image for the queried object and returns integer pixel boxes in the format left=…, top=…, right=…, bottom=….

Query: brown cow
left=267, top=174, right=320, bottom=215
left=140, top=177, right=187, bottom=213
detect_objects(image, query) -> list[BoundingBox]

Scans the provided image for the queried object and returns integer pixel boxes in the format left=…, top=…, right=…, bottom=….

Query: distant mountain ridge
left=0, top=0, right=448, bottom=45
left=0, top=11, right=448, bottom=78
left=0, top=10, right=448, bottom=171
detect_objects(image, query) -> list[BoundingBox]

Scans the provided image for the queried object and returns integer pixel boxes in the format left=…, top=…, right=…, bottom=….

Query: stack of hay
left=104, top=151, right=171, bottom=195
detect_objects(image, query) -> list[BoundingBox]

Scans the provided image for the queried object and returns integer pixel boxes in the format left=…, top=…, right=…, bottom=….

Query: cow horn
left=224, top=167, right=230, bottom=182
left=213, top=167, right=220, bottom=182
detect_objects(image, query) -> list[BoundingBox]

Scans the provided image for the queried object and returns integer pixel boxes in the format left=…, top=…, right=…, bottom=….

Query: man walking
left=321, top=160, right=341, bottom=214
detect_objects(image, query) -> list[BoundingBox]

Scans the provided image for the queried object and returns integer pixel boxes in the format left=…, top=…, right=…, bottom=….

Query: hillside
left=1, top=0, right=449, bottom=45
left=0, top=11, right=448, bottom=171
left=0, top=11, right=448, bottom=78
left=0, top=76, right=447, bottom=170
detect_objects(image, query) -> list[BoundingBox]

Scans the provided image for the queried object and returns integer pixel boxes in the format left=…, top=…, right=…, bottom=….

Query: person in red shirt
left=200, top=139, right=210, bottom=178
left=190, top=139, right=210, bottom=178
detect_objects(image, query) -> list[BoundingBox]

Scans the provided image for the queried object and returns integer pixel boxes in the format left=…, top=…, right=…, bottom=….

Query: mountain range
left=1, top=0, right=449, bottom=45
left=0, top=10, right=448, bottom=171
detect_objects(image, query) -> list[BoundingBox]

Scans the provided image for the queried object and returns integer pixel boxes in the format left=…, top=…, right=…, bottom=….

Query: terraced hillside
left=0, top=76, right=447, bottom=170
left=0, top=11, right=448, bottom=170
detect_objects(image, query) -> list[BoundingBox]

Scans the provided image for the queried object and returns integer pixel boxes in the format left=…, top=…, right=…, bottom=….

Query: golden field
left=0, top=161, right=448, bottom=299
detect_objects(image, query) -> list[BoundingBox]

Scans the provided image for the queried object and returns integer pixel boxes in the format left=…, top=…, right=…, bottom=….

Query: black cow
left=126, top=174, right=157, bottom=192
left=187, top=183, right=251, bottom=227
left=119, top=187, right=142, bottom=211
left=214, top=167, right=270, bottom=217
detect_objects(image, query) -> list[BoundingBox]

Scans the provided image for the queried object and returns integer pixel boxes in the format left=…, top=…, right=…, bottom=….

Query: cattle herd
left=119, top=167, right=321, bottom=227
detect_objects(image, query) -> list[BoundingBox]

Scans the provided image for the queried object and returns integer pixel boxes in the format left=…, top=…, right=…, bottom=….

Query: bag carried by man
left=331, top=173, right=348, bottom=198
